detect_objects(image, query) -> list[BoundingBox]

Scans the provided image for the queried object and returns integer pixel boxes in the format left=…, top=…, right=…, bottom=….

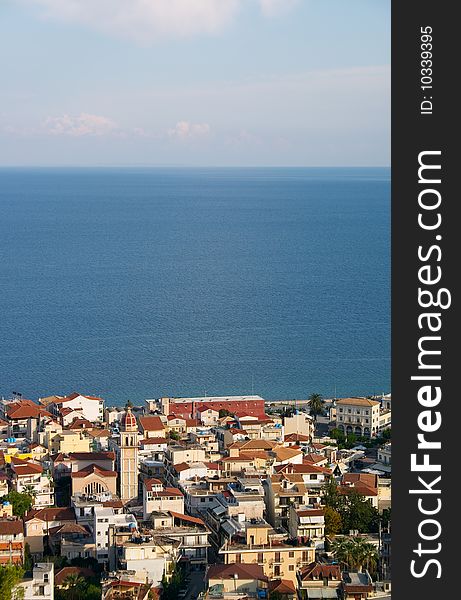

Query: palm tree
left=307, top=393, right=325, bottom=421
left=332, top=537, right=379, bottom=573
left=63, top=573, right=86, bottom=600
left=22, top=485, right=37, bottom=499
left=331, top=538, right=355, bottom=570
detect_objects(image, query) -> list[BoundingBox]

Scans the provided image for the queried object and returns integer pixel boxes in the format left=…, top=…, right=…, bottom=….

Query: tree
left=21, top=485, right=37, bottom=499
left=331, top=537, right=378, bottom=574
left=324, top=506, right=343, bottom=536
left=0, top=565, right=25, bottom=600
left=341, top=490, right=380, bottom=534
left=62, top=573, right=86, bottom=600
left=322, top=477, right=342, bottom=511
left=307, top=393, right=325, bottom=421
left=0, top=491, right=33, bottom=518
left=219, top=409, right=232, bottom=418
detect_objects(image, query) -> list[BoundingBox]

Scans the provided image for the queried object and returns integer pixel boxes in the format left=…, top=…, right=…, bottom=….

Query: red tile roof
left=139, top=416, right=164, bottom=431
left=0, top=519, right=23, bottom=535
left=67, top=418, right=94, bottom=429
left=55, top=567, right=95, bottom=586
left=207, top=563, right=268, bottom=582
left=169, top=511, right=205, bottom=526
left=24, top=507, right=76, bottom=523
left=53, top=393, right=103, bottom=404
left=71, top=464, right=117, bottom=478
left=300, top=562, right=341, bottom=581
left=69, top=451, right=115, bottom=461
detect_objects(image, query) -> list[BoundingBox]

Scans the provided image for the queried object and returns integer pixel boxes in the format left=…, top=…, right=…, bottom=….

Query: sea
left=0, top=167, right=390, bottom=406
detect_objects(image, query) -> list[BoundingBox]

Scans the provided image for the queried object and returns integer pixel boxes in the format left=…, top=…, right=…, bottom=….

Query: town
left=0, top=391, right=392, bottom=600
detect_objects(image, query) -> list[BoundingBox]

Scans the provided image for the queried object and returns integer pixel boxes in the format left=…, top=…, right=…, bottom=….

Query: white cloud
left=25, top=0, right=241, bottom=43
left=44, top=113, right=117, bottom=136
left=168, top=120, right=210, bottom=139
left=22, top=0, right=300, bottom=43
left=258, top=0, right=300, bottom=18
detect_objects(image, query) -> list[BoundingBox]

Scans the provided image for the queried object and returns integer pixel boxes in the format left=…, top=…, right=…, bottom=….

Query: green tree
left=0, top=491, right=33, bottom=518
left=62, top=573, right=86, bottom=600
left=324, top=506, right=343, bottom=536
left=322, top=477, right=342, bottom=511
left=342, top=490, right=380, bottom=534
left=219, top=409, right=232, bottom=418
left=307, top=393, right=325, bottom=421
left=21, top=485, right=37, bottom=499
left=0, top=565, right=25, bottom=600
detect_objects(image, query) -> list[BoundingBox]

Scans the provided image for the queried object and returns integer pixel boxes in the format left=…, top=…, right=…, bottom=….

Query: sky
left=0, top=0, right=390, bottom=167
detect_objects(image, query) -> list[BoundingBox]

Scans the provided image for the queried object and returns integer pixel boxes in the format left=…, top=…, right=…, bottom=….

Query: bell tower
left=119, top=403, right=139, bottom=503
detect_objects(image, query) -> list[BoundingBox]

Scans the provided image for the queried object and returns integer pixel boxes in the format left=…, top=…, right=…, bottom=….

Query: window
left=289, top=565, right=294, bottom=571
left=258, top=553, right=264, bottom=563
left=289, top=551, right=294, bottom=558
left=275, top=552, right=281, bottom=562
left=235, top=554, right=241, bottom=563
left=274, top=566, right=280, bottom=577
left=39, top=586, right=45, bottom=595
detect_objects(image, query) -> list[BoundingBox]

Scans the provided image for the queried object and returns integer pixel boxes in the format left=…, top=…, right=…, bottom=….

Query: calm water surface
left=0, top=167, right=390, bottom=405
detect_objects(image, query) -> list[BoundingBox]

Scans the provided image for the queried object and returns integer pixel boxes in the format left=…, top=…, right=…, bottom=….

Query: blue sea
left=0, top=167, right=390, bottom=405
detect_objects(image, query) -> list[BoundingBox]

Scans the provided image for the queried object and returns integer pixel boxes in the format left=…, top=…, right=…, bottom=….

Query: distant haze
left=0, top=0, right=390, bottom=167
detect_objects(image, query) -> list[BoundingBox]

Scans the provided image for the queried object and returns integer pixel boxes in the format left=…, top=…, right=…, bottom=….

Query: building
left=118, top=405, right=139, bottom=504
left=50, top=430, right=91, bottom=454
left=149, top=511, right=211, bottom=570
left=283, top=412, right=314, bottom=440
left=49, top=393, right=104, bottom=423
left=116, top=534, right=180, bottom=586
left=9, top=458, right=54, bottom=508
left=17, top=562, right=54, bottom=600
left=158, top=395, right=266, bottom=420
left=332, top=398, right=381, bottom=438
left=69, top=451, right=118, bottom=497
left=206, top=563, right=269, bottom=599
left=142, top=478, right=184, bottom=521
left=342, top=571, right=374, bottom=599
left=297, top=562, right=342, bottom=599
left=288, top=506, right=325, bottom=549
left=0, top=518, right=24, bottom=564
left=219, top=522, right=316, bottom=585
left=138, top=416, right=165, bottom=439
left=24, top=507, right=76, bottom=555
left=94, top=505, right=138, bottom=564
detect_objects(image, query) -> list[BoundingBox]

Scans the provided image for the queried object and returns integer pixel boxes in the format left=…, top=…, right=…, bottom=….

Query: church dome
left=122, top=405, right=137, bottom=431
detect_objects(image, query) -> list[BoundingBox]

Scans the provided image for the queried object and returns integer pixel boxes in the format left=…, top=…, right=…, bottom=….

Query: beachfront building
left=332, top=397, right=381, bottom=438
left=157, top=395, right=266, bottom=420
left=48, top=393, right=105, bottom=424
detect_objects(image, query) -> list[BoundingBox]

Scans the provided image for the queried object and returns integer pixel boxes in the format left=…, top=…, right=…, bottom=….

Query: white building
left=17, top=563, right=54, bottom=600
left=93, top=505, right=138, bottom=564
left=51, top=393, right=104, bottom=423
left=142, top=478, right=184, bottom=521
